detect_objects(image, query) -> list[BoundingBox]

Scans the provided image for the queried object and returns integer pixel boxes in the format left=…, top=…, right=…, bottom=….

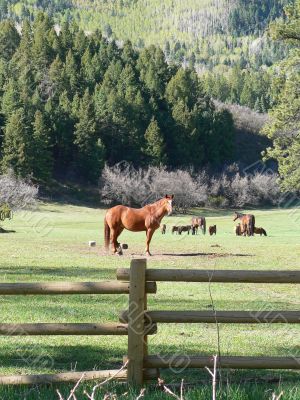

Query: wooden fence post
left=127, top=258, right=147, bottom=385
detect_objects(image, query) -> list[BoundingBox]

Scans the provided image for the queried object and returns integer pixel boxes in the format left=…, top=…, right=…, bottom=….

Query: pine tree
left=81, top=47, right=95, bottom=88
left=65, top=49, right=80, bottom=94
left=1, top=79, right=21, bottom=117
left=11, top=19, right=32, bottom=71
left=32, top=110, right=53, bottom=181
left=31, top=12, right=54, bottom=71
left=264, top=0, right=300, bottom=190
left=166, top=68, right=202, bottom=108
left=144, top=117, right=166, bottom=165
left=1, top=108, right=32, bottom=177
left=74, top=90, right=105, bottom=182
left=0, top=20, right=20, bottom=61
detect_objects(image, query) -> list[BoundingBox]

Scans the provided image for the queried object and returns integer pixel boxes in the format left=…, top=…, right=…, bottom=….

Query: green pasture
left=0, top=203, right=299, bottom=399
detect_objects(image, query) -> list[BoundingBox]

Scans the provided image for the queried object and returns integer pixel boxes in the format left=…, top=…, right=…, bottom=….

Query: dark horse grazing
left=172, top=226, right=179, bottom=234
left=104, top=195, right=174, bottom=256
left=178, top=225, right=192, bottom=235
left=233, top=212, right=255, bottom=236
left=191, top=217, right=206, bottom=235
left=209, top=225, right=217, bottom=236
left=254, top=227, right=267, bottom=236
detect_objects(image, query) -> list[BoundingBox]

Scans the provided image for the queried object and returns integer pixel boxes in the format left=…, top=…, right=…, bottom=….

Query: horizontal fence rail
left=121, top=310, right=300, bottom=324
left=145, top=355, right=300, bottom=370
left=0, top=323, right=157, bottom=336
left=0, top=281, right=156, bottom=295
left=0, top=323, right=129, bottom=336
left=0, top=368, right=159, bottom=386
left=0, top=369, right=128, bottom=386
left=117, top=269, right=300, bottom=284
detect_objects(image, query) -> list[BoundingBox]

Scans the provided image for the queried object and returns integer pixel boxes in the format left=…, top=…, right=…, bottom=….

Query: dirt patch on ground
left=88, top=247, right=253, bottom=260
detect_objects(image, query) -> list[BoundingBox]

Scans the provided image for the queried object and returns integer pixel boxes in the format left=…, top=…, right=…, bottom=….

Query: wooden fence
left=0, top=258, right=300, bottom=386
left=117, top=260, right=300, bottom=385
left=0, top=260, right=157, bottom=385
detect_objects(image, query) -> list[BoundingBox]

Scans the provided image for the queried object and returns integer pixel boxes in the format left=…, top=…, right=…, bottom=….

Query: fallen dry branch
left=84, top=362, right=128, bottom=400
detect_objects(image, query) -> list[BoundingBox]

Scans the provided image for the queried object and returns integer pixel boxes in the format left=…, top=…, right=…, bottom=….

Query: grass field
left=0, top=203, right=299, bottom=399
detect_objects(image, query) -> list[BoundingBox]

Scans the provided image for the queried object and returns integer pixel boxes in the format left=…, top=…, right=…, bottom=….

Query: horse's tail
left=104, top=217, right=110, bottom=251
left=263, top=228, right=267, bottom=236
left=249, top=215, right=255, bottom=236
left=203, top=218, right=206, bottom=235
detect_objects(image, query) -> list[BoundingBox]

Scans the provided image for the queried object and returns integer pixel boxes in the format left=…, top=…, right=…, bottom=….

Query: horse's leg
left=110, top=228, right=118, bottom=254
left=110, top=227, right=124, bottom=254
left=145, top=228, right=155, bottom=256
left=115, top=227, right=124, bottom=255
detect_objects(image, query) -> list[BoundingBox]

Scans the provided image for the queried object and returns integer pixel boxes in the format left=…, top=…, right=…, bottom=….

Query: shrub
left=100, top=163, right=282, bottom=210
left=100, top=164, right=208, bottom=212
left=0, top=169, right=38, bottom=210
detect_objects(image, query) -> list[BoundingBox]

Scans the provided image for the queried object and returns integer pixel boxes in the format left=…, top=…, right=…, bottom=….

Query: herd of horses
left=164, top=219, right=215, bottom=236
left=104, top=195, right=267, bottom=255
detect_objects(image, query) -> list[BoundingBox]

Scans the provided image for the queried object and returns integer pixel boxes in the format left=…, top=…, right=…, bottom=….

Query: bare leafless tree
left=100, top=164, right=281, bottom=210
left=0, top=169, right=38, bottom=210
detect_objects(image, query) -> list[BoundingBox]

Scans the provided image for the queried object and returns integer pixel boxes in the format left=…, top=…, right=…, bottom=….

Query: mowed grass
left=0, top=203, right=299, bottom=399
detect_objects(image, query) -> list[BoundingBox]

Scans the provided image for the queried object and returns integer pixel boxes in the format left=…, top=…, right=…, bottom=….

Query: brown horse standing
left=233, top=212, right=255, bottom=236
left=191, top=217, right=206, bottom=235
left=104, top=195, right=174, bottom=256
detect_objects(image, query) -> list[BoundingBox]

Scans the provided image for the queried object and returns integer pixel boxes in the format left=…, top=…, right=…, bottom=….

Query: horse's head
left=233, top=212, right=239, bottom=221
left=164, top=194, right=174, bottom=215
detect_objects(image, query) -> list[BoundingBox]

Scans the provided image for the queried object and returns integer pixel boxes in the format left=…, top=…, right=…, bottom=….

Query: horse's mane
left=148, top=197, right=167, bottom=207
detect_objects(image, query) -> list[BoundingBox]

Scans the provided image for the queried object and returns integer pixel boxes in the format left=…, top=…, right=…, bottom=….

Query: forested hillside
left=0, top=1, right=298, bottom=190
left=0, top=0, right=292, bottom=111
left=0, top=14, right=235, bottom=184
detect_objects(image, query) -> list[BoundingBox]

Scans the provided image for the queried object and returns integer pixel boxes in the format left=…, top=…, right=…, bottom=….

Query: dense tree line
left=203, top=67, right=274, bottom=112
left=263, top=0, right=300, bottom=191
left=228, top=0, right=292, bottom=35
left=0, top=14, right=235, bottom=183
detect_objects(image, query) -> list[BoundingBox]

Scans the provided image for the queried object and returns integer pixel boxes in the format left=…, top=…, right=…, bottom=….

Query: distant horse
left=178, top=225, right=192, bottom=235
left=209, top=225, right=217, bottom=236
left=254, top=227, right=267, bottom=236
left=161, top=224, right=166, bottom=234
left=104, top=195, right=174, bottom=256
left=233, top=212, right=255, bottom=236
left=172, top=226, right=179, bottom=234
left=191, top=217, right=206, bottom=235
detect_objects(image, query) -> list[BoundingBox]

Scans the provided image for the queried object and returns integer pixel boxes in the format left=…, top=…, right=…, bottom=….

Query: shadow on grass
left=161, top=252, right=253, bottom=257
left=0, top=228, right=16, bottom=234
left=0, top=343, right=125, bottom=372
left=2, top=341, right=298, bottom=379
